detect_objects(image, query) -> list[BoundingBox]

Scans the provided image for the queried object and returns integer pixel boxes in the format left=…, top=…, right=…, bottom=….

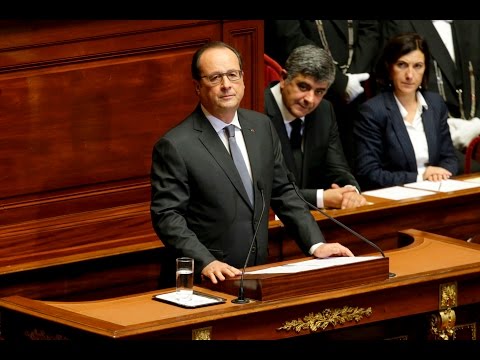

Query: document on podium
left=404, top=179, right=480, bottom=192
left=463, top=176, right=480, bottom=184
left=245, top=256, right=381, bottom=275
left=362, top=186, right=436, bottom=200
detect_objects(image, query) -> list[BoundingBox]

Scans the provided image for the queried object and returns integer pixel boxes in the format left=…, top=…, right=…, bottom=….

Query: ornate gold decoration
left=439, top=282, right=457, bottom=309
left=192, top=326, right=212, bottom=340
left=24, top=328, right=69, bottom=340
left=430, top=282, right=457, bottom=340
left=277, top=306, right=372, bottom=333
left=453, top=322, right=477, bottom=340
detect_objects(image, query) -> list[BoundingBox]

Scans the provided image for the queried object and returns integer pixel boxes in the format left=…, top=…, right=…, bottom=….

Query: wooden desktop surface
left=1, top=229, right=480, bottom=340
left=268, top=173, right=480, bottom=261
left=1, top=173, right=479, bottom=303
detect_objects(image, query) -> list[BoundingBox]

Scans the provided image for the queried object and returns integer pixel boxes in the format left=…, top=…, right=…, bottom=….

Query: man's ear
left=281, top=69, right=288, bottom=80
left=193, top=80, right=200, bottom=94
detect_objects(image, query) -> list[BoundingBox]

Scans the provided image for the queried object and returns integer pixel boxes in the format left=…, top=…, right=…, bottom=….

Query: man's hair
left=284, top=44, right=336, bottom=86
left=191, top=41, right=243, bottom=80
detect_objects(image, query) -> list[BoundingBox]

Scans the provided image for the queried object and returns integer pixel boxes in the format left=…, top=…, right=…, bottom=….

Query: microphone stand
left=232, top=181, right=266, bottom=303
left=287, top=173, right=395, bottom=278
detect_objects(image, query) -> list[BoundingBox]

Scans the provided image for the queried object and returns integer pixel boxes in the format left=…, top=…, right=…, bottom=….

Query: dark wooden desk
left=1, top=174, right=480, bottom=304
left=268, top=173, right=480, bottom=262
left=1, top=229, right=480, bottom=341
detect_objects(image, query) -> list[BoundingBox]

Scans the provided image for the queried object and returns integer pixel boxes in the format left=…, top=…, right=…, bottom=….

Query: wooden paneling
left=0, top=20, right=265, bottom=301
left=0, top=20, right=263, bottom=219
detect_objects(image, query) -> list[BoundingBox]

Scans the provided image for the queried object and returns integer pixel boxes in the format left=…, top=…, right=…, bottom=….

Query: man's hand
left=312, top=242, right=354, bottom=258
left=324, top=184, right=367, bottom=209
left=201, top=260, right=242, bottom=284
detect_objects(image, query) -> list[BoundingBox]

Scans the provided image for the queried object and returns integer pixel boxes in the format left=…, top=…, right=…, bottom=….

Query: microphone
left=232, top=180, right=266, bottom=304
left=286, top=172, right=395, bottom=277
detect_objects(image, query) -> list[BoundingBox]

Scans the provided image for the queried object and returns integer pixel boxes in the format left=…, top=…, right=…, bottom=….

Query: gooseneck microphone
left=286, top=173, right=395, bottom=279
left=232, top=180, right=266, bottom=304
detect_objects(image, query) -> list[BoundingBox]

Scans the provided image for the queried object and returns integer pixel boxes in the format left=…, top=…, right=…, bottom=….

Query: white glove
left=447, top=117, right=480, bottom=149
left=345, top=73, right=370, bottom=103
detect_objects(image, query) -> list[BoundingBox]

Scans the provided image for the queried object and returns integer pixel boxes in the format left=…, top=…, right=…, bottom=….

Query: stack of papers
left=404, top=179, right=480, bottom=192
left=363, top=186, right=435, bottom=200
left=245, top=256, right=381, bottom=275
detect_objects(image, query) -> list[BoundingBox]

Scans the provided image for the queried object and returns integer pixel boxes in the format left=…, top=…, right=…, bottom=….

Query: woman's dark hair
left=376, top=32, right=430, bottom=90
left=191, top=41, right=243, bottom=81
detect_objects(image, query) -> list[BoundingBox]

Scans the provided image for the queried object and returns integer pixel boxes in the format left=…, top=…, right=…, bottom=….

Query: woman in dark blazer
left=354, top=32, right=458, bottom=191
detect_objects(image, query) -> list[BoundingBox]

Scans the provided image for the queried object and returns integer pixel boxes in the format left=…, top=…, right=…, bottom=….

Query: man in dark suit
left=264, top=44, right=366, bottom=210
left=150, top=41, right=353, bottom=285
left=265, top=20, right=381, bottom=168
left=381, top=20, right=480, bottom=173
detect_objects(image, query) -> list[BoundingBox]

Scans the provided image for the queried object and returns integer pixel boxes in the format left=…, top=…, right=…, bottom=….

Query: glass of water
left=176, top=257, right=194, bottom=302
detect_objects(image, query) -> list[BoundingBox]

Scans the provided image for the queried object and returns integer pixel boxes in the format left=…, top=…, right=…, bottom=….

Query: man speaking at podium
left=150, top=41, right=353, bottom=286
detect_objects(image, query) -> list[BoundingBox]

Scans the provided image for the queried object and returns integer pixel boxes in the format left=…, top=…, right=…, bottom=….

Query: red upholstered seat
left=465, top=135, right=480, bottom=174
left=264, top=53, right=283, bottom=87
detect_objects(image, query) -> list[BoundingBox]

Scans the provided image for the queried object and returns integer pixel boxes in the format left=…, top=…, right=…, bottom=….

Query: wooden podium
left=1, top=229, right=480, bottom=340
left=202, top=256, right=390, bottom=301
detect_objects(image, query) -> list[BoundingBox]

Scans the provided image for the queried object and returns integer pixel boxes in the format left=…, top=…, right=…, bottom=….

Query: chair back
left=465, top=135, right=480, bottom=174
left=264, top=53, right=283, bottom=87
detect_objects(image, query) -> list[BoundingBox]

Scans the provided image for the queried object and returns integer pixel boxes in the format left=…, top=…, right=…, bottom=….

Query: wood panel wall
left=0, top=20, right=265, bottom=300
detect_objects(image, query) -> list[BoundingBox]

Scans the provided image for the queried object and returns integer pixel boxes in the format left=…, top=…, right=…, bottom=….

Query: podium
left=1, top=229, right=480, bottom=340
left=203, top=256, right=390, bottom=301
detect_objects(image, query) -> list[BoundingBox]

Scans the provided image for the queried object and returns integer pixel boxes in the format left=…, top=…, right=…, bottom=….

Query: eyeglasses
left=200, top=70, right=243, bottom=85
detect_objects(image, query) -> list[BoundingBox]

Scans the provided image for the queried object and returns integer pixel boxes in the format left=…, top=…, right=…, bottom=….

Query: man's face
left=280, top=74, right=329, bottom=118
left=194, top=47, right=245, bottom=121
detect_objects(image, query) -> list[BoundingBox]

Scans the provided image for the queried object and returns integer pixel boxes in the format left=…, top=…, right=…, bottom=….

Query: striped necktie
left=225, top=124, right=254, bottom=205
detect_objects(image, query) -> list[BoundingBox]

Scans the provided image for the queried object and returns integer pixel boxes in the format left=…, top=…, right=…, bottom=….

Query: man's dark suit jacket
left=264, top=83, right=361, bottom=206
left=150, top=105, right=325, bottom=277
left=354, top=90, right=459, bottom=191
left=382, top=20, right=480, bottom=119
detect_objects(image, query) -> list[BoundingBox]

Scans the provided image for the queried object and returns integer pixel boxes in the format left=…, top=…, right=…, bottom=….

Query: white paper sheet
left=154, top=291, right=225, bottom=307
left=404, top=179, right=480, bottom=192
left=245, top=256, right=381, bottom=275
left=464, top=176, right=480, bottom=184
left=362, top=186, right=436, bottom=200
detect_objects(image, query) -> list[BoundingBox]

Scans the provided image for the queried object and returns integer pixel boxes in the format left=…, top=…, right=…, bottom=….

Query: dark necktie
left=290, top=119, right=303, bottom=183
left=225, top=125, right=254, bottom=205
left=290, top=118, right=303, bottom=150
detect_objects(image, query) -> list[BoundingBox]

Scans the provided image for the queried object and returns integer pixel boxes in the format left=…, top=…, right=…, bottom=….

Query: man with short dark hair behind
left=264, top=44, right=367, bottom=210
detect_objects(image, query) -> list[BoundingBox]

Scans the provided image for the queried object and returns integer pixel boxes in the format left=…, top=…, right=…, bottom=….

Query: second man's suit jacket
left=150, top=105, right=325, bottom=276
left=354, top=90, right=459, bottom=191
left=264, top=83, right=361, bottom=206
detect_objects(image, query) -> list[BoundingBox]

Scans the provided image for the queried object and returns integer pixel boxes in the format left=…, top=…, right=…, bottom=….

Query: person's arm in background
left=344, top=20, right=381, bottom=103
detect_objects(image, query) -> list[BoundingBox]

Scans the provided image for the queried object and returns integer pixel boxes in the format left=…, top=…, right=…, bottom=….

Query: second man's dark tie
left=290, top=118, right=303, bottom=183
left=225, top=124, right=254, bottom=205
